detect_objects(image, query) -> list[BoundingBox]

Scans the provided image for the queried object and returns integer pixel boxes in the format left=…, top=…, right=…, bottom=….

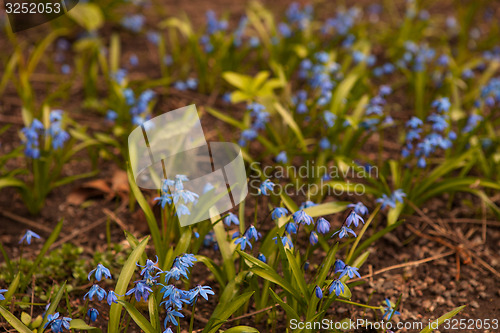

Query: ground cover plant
left=0, top=0, right=499, bottom=332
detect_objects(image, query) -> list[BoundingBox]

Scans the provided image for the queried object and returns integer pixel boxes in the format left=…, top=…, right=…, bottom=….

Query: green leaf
left=223, top=72, right=252, bottom=91
left=206, top=107, right=246, bottom=130
left=223, top=326, right=259, bottom=333
left=304, top=201, right=349, bottom=217
left=70, top=319, right=102, bottom=332
left=284, top=249, right=309, bottom=301
left=0, top=305, right=32, bottom=333
left=40, top=282, right=67, bottom=333
left=67, top=3, right=104, bottom=31
left=148, top=294, right=161, bottom=332
left=269, top=288, right=300, bottom=321
left=204, top=291, right=254, bottom=333
left=117, top=301, right=156, bottom=333
left=20, top=312, right=31, bottom=326
left=420, top=305, right=466, bottom=333
left=274, top=102, right=306, bottom=151
left=108, top=237, right=150, bottom=333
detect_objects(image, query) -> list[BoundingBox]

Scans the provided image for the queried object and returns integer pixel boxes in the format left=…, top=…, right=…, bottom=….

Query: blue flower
left=189, top=285, right=214, bottom=301
left=154, top=192, right=173, bottom=209
left=333, top=226, right=357, bottom=239
left=273, top=235, right=293, bottom=248
left=431, top=97, right=451, bottom=112
left=224, top=212, right=240, bottom=226
left=121, top=15, right=145, bottom=33
left=315, top=286, right=323, bottom=299
left=316, top=217, right=330, bottom=234
left=129, top=54, right=139, bottom=66
left=245, top=225, right=260, bottom=241
left=259, top=179, right=275, bottom=195
left=345, top=211, right=364, bottom=228
left=235, top=236, right=252, bottom=251
left=44, top=313, right=71, bottom=333
left=87, top=308, right=98, bottom=322
left=257, top=253, right=267, bottom=263
left=292, top=210, right=313, bottom=225
left=392, top=189, right=406, bottom=204
left=176, top=204, right=191, bottom=217
left=299, top=201, right=317, bottom=209
left=84, top=285, right=106, bottom=301
left=333, top=259, right=346, bottom=273
left=347, top=202, right=369, bottom=216
left=88, top=264, right=111, bottom=282
left=0, top=289, right=7, bottom=301
left=382, top=298, right=401, bottom=320
left=164, top=307, right=184, bottom=327
left=329, top=280, right=345, bottom=296
left=376, top=194, right=396, bottom=209
left=276, top=151, right=288, bottom=163
left=138, top=256, right=162, bottom=279
left=309, top=231, right=319, bottom=245
left=272, top=207, right=289, bottom=220
left=19, top=230, right=41, bottom=245
left=339, top=265, right=361, bottom=279
left=285, top=222, right=298, bottom=234
left=126, top=280, right=153, bottom=302
left=406, top=116, right=423, bottom=129
left=106, top=290, right=121, bottom=306
left=319, top=137, right=331, bottom=150
left=106, top=110, right=118, bottom=122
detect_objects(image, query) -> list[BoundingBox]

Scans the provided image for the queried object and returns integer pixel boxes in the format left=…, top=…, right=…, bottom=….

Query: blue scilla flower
left=205, top=10, right=227, bottom=35
left=164, top=307, right=184, bottom=327
left=0, top=289, right=7, bottom=301
left=427, top=114, right=449, bottom=132
left=339, top=265, right=361, bottom=279
left=106, top=290, right=121, bottom=306
left=111, top=69, right=127, bottom=85
left=333, top=259, right=346, bottom=273
left=146, top=31, right=160, bottom=45
left=106, top=110, right=118, bottom=122
left=239, top=128, right=258, bottom=146
left=19, top=230, right=41, bottom=245
left=319, top=137, right=330, bottom=150
left=333, top=226, right=356, bottom=239
left=316, top=217, right=330, bottom=234
left=245, top=225, right=260, bottom=241
left=176, top=204, right=191, bottom=217
left=126, top=280, right=153, bottom=302
left=138, top=256, right=162, bottom=279
left=431, top=97, right=451, bottom=113
left=417, top=157, right=426, bottom=168
left=154, top=192, right=173, bottom=209
left=61, top=64, right=71, bottom=74
left=406, top=128, right=422, bottom=141
left=329, top=279, right=345, bottom=296
left=309, top=231, right=319, bottom=245
left=406, top=116, right=423, bottom=129
left=285, top=222, right=298, bottom=234
left=347, top=202, right=368, bottom=216
left=299, top=200, right=317, bottom=209
left=392, top=189, right=406, bottom=204
left=87, top=308, right=98, bottom=322
left=189, top=285, right=214, bottom=302
left=259, top=179, right=275, bottom=195
left=121, top=15, right=145, bottom=33
left=272, top=207, right=289, bottom=220
left=235, top=236, right=252, bottom=251
left=275, top=151, right=288, bottom=164
left=382, top=298, right=401, bottom=320
left=224, top=212, right=240, bottom=226
left=292, top=210, right=313, bottom=225
left=129, top=54, right=138, bottom=66
left=258, top=253, right=267, bottom=263
left=273, top=235, right=294, bottom=248
left=323, top=111, right=336, bottom=128
left=315, top=286, right=323, bottom=299
left=278, top=22, right=292, bottom=38
left=21, top=120, right=44, bottom=159
left=345, top=211, right=364, bottom=228
left=44, top=313, right=71, bottom=333
left=88, top=264, right=112, bottom=282
left=376, top=194, right=396, bottom=209
left=161, top=285, right=191, bottom=310
left=164, top=266, right=188, bottom=283
left=84, top=284, right=106, bottom=301
left=463, top=114, right=483, bottom=133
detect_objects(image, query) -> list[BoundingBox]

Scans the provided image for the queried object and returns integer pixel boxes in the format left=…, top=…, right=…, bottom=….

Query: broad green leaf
left=67, top=4, right=104, bottom=31
left=284, top=249, right=309, bottom=301
left=223, top=72, right=252, bottom=91
left=269, top=288, right=300, bottom=321
left=204, top=291, right=254, bottom=333
left=274, top=102, right=306, bottom=150
left=304, top=201, right=350, bottom=217
left=420, top=305, right=466, bottom=333
left=0, top=305, right=32, bottom=333
left=108, top=237, right=149, bottom=333
left=118, top=301, right=156, bottom=333
left=40, top=282, right=66, bottom=333
left=70, top=319, right=102, bottom=332
left=223, top=326, right=259, bottom=333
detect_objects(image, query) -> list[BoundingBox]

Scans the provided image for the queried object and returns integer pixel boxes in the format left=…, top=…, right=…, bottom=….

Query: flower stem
left=189, top=298, right=197, bottom=333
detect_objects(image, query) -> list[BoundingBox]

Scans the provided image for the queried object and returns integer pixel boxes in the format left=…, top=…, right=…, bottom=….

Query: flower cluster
left=238, top=103, right=270, bottom=147
left=121, top=14, right=145, bottom=33
left=20, top=110, right=70, bottom=159
left=107, top=70, right=156, bottom=127
left=154, top=175, right=199, bottom=216
left=396, top=41, right=436, bottom=72
left=402, top=98, right=456, bottom=168
left=84, top=263, right=117, bottom=325
left=277, top=2, right=313, bottom=37
left=199, top=10, right=228, bottom=53
left=376, top=189, right=406, bottom=209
